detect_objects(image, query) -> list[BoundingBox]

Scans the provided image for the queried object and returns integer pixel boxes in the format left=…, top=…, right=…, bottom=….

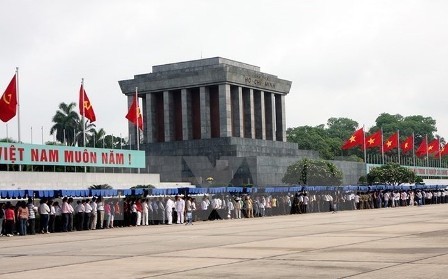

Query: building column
left=275, top=94, right=286, bottom=142
left=200, top=86, right=211, bottom=139
left=269, top=93, right=276, bottom=141
left=127, top=95, right=137, bottom=147
left=254, top=90, right=266, bottom=140
left=249, top=89, right=255, bottom=139
left=231, top=86, right=244, bottom=137
left=143, top=93, right=155, bottom=143
left=218, top=83, right=232, bottom=137
left=181, top=88, right=191, bottom=140
left=163, top=90, right=174, bottom=142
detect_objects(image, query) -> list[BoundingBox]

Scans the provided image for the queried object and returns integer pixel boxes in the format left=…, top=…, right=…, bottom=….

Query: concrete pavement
left=1, top=205, right=448, bottom=278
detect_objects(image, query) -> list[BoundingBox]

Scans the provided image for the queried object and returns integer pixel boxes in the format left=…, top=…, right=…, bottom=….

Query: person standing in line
left=38, top=199, right=50, bottom=234
left=109, top=201, right=115, bottom=228
left=4, top=203, right=15, bottom=237
left=141, top=199, right=149, bottom=226
left=104, top=201, right=111, bottom=228
left=158, top=198, right=166, bottom=225
left=17, top=201, right=29, bottom=236
left=83, top=199, right=92, bottom=230
left=175, top=196, right=185, bottom=224
left=90, top=197, right=98, bottom=230
left=96, top=197, right=105, bottom=229
left=0, top=203, right=4, bottom=236
left=166, top=197, right=174, bottom=225
left=48, top=200, right=56, bottom=233
left=27, top=198, right=37, bottom=235
left=53, top=201, right=62, bottom=232
left=303, top=193, right=309, bottom=214
left=74, top=200, right=84, bottom=231
left=200, top=196, right=209, bottom=221
left=61, top=197, right=70, bottom=232
left=136, top=199, right=143, bottom=226
left=67, top=198, right=74, bottom=231
left=152, top=199, right=160, bottom=225
left=233, top=197, right=242, bottom=219
left=113, top=201, right=121, bottom=227
left=185, top=197, right=193, bottom=225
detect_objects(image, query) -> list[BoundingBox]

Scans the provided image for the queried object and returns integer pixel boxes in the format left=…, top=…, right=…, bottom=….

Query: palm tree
left=75, top=119, right=96, bottom=147
left=50, top=102, right=79, bottom=146
left=87, top=128, right=106, bottom=148
left=89, top=184, right=113, bottom=190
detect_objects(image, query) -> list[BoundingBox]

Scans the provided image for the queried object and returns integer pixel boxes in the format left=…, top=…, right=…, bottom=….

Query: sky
left=1, top=0, right=448, bottom=143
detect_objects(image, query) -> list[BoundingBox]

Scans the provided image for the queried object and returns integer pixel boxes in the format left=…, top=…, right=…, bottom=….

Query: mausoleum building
left=119, top=58, right=313, bottom=186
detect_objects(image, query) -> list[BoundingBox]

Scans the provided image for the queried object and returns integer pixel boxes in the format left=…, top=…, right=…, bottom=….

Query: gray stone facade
left=119, top=57, right=365, bottom=186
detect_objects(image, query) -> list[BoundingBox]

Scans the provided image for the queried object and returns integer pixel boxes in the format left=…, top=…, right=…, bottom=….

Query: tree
left=50, top=102, right=79, bottom=146
left=326, top=117, right=359, bottom=140
left=282, top=158, right=343, bottom=186
left=75, top=119, right=96, bottom=147
left=89, top=184, right=113, bottom=189
left=87, top=128, right=107, bottom=148
left=366, top=163, right=416, bottom=186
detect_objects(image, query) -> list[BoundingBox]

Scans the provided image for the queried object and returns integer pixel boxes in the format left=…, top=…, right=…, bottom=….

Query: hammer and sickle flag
left=0, top=74, right=17, bottom=122
left=79, top=84, right=96, bottom=122
left=125, top=95, right=143, bottom=130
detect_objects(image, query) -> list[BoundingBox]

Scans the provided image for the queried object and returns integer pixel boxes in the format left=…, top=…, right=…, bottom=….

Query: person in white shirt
left=75, top=201, right=84, bottom=230
left=142, top=199, right=149, bottom=226
left=200, top=196, right=210, bottom=221
left=84, top=199, right=92, bottom=230
left=175, top=196, right=185, bottom=224
left=303, top=193, right=309, bottom=213
left=158, top=198, right=165, bottom=225
left=38, top=199, right=51, bottom=234
left=48, top=201, right=56, bottom=233
left=97, top=197, right=105, bottom=229
left=90, top=197, right=98, bottom=230
left=185, top=197, right=195, bottom=225
left=165, top=197, right=175, bottom=225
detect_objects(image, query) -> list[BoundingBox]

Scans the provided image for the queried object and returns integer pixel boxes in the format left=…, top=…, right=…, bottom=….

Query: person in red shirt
left=4, top=202, right=15, bottom=237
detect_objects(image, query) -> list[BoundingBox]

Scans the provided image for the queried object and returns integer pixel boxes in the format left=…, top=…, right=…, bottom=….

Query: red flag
left=436, top=145, right=448, bottom=158
left=342, top=128, right=364, bottom=150
left=365, top=130, right=382, bottom=149
left=126, top=95, right=143, bottom=130
left=401, top=135, right=414, bottom=154
left=383, top=132, right=399, bottom=152
left=416, top=138, right=427, bottom=157
left=79, top=85, right=96, bottom=122
left=427, top=139, right=440, bottom=154
left=0, top=74, right=17, bottom=122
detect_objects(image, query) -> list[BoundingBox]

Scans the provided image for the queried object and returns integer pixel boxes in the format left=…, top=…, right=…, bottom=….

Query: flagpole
left=120, top=133, right=123, bottom=173
left=363, top=125, right=366, bottom=163
left=412, top=132, right=416, bottom=167
left=438, top=135, right=441, bottom=171
left=82, top=78, right=87, bottom=174
left=16, top=67, right=21, bottom=143
left=397, top=130, right=401, bottom=165
left=16, top=67, right=21, bottom=171
left=81, top=78, right=86, bottom=148
left=135, top=87, right=140, bottom=174
left=381, top=127, right=384, bottom=165
left=41, top=126, right=44, bottom=145
left=30, top=126, right=33, bottom=144
left=6, top=124, right=9, bottom=171
left=135, top=87, right=139, bottom=151
left=425, top=134, right=429, bottom=168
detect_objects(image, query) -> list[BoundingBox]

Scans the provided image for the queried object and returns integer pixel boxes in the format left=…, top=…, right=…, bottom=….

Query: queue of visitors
left=1, top=187, right=447, bottom=237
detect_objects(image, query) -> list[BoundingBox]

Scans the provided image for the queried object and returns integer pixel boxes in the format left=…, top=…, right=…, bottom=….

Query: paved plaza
left=1, top=205, right=448, bottom=278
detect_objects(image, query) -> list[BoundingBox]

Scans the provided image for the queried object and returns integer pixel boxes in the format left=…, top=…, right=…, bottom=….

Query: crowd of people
left=1, top=187, right=447, bottom=237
